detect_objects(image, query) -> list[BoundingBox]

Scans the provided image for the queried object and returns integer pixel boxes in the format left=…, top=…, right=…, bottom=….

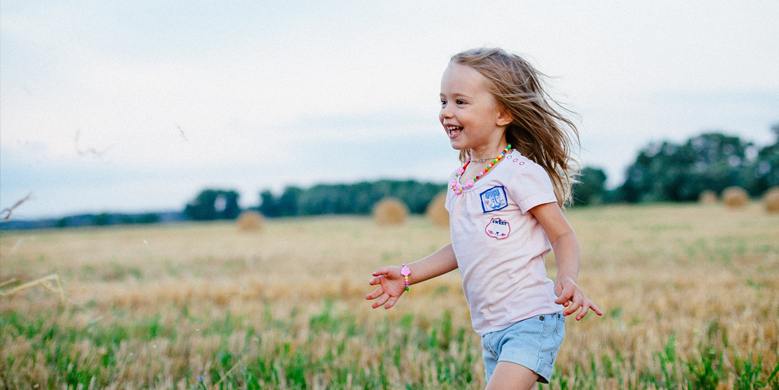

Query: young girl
left=366, top=48, right=602, bottom=389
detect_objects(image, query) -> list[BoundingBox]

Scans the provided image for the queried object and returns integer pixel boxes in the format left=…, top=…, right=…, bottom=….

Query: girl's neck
left=470, top=142, right=510, bottom=162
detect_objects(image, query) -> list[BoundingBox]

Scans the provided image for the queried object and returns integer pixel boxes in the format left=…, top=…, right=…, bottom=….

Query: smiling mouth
left=446, top=125, right=463, bottom=139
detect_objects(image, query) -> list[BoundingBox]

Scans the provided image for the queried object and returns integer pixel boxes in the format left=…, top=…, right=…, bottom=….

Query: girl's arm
left=365, top=244, right=458, bottom=309
left=530, top=202, right=603, bottom=320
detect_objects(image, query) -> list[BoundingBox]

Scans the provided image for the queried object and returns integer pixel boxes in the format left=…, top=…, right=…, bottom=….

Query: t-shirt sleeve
left=507, top=163, right=558, bottom=214
left=444, top=172, right=455, bottom=213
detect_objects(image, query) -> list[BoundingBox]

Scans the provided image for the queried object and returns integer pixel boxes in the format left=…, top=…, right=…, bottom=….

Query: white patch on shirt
left=485, top=217, right=511, bottom=240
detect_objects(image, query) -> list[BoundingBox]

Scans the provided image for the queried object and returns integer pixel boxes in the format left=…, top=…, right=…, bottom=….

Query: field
left=1, top=203, right=778, bottom=389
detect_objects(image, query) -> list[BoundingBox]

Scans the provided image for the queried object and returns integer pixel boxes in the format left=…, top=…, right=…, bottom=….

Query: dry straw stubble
left=373, top=197, right=409, bottom=226
left=2, top=204, right=778, bottom=388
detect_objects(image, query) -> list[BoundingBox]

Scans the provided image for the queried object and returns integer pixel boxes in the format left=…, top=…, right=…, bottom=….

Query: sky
left=2, top=0, right=778, bottom=219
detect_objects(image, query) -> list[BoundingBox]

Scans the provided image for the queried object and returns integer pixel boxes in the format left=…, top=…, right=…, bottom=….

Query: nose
left=440, top=104, right=453, bottom=121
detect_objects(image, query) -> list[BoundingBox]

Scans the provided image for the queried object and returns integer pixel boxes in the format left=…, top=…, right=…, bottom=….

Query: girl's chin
left=448, top=139, right=468, bottom=150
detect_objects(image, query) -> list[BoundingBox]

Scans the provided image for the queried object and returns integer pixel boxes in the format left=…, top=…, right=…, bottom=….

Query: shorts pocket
left=481, top=332, right=498, bottom=358
left=550, top=313, right=565, bottom=362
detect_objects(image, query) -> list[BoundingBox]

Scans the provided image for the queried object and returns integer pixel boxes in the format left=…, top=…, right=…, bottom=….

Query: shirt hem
left=474, top=305, right=565, bottom=336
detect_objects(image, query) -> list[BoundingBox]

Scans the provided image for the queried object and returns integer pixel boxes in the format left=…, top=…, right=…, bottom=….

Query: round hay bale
left=237, top=210, right=264, bottom=231
left=373, top=197, right=408, bottom=226
left=698, top=190, right=717, bottom=205
left=763, top=187, right=779, bottom=214
left=722, top=186, right=749, bottom=208
left=426, top=192, right=449, bottom=227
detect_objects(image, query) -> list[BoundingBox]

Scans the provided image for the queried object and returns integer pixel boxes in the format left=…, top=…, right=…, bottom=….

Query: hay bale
left=426, top=192, right=449, bottom=227
left=763, top=187, right=779, bottom=214
left=698, top=190, right=717, bottom=205
left=722, top=187, right=749, bottom=208
left=237, top=210, right=264, bottom=231
left=373, top=197, right=408, bottom=226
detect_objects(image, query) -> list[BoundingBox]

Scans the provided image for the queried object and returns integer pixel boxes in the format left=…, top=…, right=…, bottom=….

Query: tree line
left=619, top=128, right=778, bottom=203
left=184, top=126, right=777, bottom=220
left=2, top=126, right=776, bottom=229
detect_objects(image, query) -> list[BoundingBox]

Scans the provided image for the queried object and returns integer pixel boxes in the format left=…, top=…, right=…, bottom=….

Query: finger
left=385, top=296, right=399, bottom=310
left=365, top=287, right=384, bottom=300
left=576, top=301, right=592, bottom=321
left=555, top=292, right=573, bottom=305
left=561, top=294, right=577, bottom=315
left=554, top=285, right=574, bottom=305
left=564, top=291, right=583, bottom=316
left=369, top=276, right=384, bottom=286
left=583, top=299, right=603, bottom=316
left=572, top=291, right=585, bottom=313
left=591, top=301, right=604, bottom=316
left=372, top=267, right=391, bottom=277
left=372, top=293, right=390, bottom=309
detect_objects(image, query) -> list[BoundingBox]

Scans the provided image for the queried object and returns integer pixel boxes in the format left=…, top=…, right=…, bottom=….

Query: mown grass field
left=1, top=203, right=778, bottom=389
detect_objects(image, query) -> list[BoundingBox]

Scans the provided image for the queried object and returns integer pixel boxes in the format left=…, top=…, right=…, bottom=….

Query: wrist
left=556, top=275, right=577, bottom=285
left=401, top=264, right=411, bottom=291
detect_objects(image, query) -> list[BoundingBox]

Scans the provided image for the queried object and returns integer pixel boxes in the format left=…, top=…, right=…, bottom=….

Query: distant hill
left=0, top=211, right=186, bottom=231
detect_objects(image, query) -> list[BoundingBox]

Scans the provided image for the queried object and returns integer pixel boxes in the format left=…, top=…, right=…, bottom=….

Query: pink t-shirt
left=445, top=150, right=563, bottom=336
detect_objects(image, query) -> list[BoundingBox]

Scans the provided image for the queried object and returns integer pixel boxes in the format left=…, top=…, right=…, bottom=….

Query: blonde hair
left=451, top=48, right=580, bottom=207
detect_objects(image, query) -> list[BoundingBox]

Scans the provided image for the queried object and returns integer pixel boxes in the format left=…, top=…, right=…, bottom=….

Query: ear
left=496, top=106, right=513, bottom=127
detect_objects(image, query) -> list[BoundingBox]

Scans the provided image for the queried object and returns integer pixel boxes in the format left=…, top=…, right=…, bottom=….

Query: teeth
left=446, top=125, right=463, bottom=132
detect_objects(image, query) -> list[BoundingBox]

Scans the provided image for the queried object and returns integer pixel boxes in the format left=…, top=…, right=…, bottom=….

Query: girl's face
left=439, top=62, right=511, bottom=153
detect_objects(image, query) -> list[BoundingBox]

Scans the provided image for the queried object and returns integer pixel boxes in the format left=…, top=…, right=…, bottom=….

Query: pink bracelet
left=401, top=264, right=411, bottom=291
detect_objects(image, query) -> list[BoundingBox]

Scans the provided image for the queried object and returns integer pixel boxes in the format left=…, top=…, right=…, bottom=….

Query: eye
left=440, top=99, right=447, bottom=106
left=456, top=99, right=466, bottom=105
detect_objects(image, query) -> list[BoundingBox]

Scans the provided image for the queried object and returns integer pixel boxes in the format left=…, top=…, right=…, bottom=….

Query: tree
left=620, top=133, right=751, bottom=202
left=745, top=123, right=779, bottom=195
left=573, top=167, right=607, bottom=206
left=259, top=190, right=279, bottom=217
left=94, top=213, right=112, bottom=226
left=220, top=191, right=241, bottom=220
left=257, top=180, right=447, bottom=217
left=277, top=187, right=302, bottom=217
left=184, top=189, right=241, bottom=221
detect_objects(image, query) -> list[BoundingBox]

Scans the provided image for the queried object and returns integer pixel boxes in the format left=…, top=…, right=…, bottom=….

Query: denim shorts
left=481, top=312, right=565, bottom=384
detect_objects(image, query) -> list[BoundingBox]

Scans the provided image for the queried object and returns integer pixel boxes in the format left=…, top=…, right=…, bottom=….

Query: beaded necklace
left=451, top=144, right=511, bottom=195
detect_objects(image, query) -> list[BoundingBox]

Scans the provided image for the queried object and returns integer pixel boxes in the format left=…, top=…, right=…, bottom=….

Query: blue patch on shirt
left=480, top=186, right=508, bottom=213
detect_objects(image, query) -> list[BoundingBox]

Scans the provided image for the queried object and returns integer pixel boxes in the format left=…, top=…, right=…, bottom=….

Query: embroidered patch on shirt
left=480, top=186, right=509, bottom=213
left=485, top=217, right=511, bottom=240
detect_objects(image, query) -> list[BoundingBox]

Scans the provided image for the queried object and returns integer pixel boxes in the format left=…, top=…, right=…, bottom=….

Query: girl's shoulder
left=501, top=151, right=556, bottom=207
left=500, top=150, right=545, bottom=176
left=499, top=151, right=554, bottom=193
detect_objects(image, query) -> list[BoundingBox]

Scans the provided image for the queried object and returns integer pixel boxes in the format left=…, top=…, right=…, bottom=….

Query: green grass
left=2, top=303, right=777, bottom=390
left=2, top=205, right=777, bottom=389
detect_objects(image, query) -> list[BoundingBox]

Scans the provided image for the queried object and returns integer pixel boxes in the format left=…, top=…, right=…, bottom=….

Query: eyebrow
left=440, top=92, right=472, bottom=99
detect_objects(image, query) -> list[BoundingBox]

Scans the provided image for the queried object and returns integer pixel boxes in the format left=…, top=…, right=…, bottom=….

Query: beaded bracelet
left=400, top=264, right=411, bottom=291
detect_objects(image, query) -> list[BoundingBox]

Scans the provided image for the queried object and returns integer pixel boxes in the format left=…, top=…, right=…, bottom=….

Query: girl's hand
left=365, top=266, right=407, bottom=309
left=554, top=276, right=603, bottom=321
